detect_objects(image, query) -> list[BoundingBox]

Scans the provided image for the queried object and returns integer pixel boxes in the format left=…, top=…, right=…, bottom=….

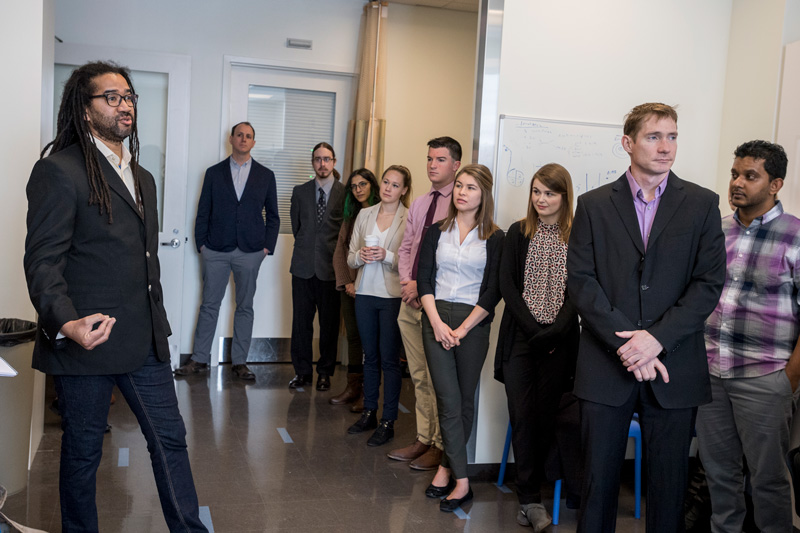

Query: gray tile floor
left=3, top=364, right=647, bottom=532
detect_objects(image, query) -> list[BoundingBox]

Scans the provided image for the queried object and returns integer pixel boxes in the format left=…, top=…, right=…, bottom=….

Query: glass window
left=247, top=85, right=336, bottom=234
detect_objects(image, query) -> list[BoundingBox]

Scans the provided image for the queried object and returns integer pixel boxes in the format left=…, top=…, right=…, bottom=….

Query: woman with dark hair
left=495, top=163, right=579, bottom=531
left=346, top=165, right=412, bottom=446
left=330, top=168, right=380, bottom=410
left=417, top=163, right=504, bottom=512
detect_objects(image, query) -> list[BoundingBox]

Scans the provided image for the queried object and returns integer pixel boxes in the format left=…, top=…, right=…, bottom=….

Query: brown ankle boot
left=350, top=394, right=365, bottom=413
left=329, top=373, right=363, bottom=405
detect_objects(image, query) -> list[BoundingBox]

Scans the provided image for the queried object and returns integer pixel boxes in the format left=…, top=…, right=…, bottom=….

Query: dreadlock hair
left=42, top=61, right=141, bottom=224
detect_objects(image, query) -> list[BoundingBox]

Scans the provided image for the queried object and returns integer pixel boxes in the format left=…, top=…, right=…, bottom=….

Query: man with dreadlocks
left=23, top=61, right=206, bottom=532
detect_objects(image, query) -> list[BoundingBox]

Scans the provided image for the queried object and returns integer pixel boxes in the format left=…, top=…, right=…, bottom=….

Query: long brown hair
left=439, top=163, right=499, bottom=240
left=520, top=163, right=573, bottom=243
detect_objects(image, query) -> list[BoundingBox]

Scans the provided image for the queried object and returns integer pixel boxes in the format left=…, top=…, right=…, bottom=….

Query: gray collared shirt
left=230, top=157, right=252, bottom=201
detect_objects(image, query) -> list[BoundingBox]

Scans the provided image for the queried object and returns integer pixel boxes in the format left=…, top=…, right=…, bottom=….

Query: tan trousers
left=397, top=301, right=442, bottom=448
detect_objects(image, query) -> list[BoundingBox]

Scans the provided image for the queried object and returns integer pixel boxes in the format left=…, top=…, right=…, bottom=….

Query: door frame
left=55, top=43, right=192, bottom=367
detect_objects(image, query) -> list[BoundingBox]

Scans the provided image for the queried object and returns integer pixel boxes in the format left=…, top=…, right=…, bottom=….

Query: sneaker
left=517, top=503, right=552, bottom=531
left=367, top=420, right=394, bottom=446
left=347, top=409, right=377, bottom=434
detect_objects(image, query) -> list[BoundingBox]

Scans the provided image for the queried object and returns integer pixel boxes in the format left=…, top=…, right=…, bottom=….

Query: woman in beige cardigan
left=346, top=165, right=412, bottom=446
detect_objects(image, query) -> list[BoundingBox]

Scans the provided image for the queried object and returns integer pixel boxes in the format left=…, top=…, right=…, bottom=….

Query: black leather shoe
left=439, top=488, right=473, bottom=512
left=316, top=374, right=331, bottom=391
left=425, top=477, right=456, bottom=498
left=347, top=409, right=377, bottom=434
left=367, top=419, right=394, bottom=447
left=289, top=374, right=312, bottom=389
left=173, top=360, right=209, bottom=376
left=231, top=364, right=255, bottom=380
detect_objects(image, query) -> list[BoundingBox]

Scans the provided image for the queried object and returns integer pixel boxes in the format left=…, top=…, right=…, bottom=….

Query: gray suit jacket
left=289, top=178, right=344, bottom=281
left=567, top=172, right=726, bottom=409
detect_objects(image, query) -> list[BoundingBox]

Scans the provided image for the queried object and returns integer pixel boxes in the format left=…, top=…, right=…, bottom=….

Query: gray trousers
left=696, top=371, right=796, bottom=533
left=191, top=247, right=264, bottom=365
left=423, top=300, right=490, bottom=479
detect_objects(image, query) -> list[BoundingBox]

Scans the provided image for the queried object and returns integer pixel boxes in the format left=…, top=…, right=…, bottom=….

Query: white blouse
left=356, top=222, right=392, bottom=298
left=434, top=220, right=487, bottom=306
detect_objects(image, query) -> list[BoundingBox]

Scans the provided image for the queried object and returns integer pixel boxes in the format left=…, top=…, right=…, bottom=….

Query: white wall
left=474, top=0, right=734, bottom=464
left=384, top=4, right=478, bottom=193
left=0, top=2, right=45, bottom=322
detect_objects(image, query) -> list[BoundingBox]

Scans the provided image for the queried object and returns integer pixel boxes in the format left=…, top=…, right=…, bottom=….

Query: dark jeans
left=290, top=275, right=341, bottom=376
left=54, top=348, right=206, bottom=533
left=354, top=294, right=402, bottom=420
left=341, top=291, right=364, bottom=373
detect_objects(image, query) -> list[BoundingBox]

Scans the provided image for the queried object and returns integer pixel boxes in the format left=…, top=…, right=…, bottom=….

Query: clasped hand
left=615, top=329, right=670, bottom=383
left=359, top=245, right=386, bottom=263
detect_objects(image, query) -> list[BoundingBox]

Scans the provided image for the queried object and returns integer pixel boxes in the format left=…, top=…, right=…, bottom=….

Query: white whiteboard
left=493, top=115, right=629, bottom=230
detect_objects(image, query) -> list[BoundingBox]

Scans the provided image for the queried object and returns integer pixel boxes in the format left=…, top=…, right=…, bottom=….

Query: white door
left=55, top=45, right=191, bottom=367
left=206, top=59, right=354, bottom=363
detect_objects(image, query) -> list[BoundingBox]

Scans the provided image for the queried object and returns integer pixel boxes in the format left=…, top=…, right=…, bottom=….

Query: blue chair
left=497, top=418, right=642, bottom=525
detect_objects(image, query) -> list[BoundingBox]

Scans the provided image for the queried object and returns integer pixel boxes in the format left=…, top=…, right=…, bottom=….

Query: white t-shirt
left=356, top=221, right=393, bottom=298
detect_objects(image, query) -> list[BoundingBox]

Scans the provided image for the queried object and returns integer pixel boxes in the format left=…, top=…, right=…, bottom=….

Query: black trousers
left=290, top=275, right=340, bottom=376
left=340, top=291, right=364, bottom=373
left=503, top=330, right=569, bottom=504
left=578, top=381, right=694, bottom=533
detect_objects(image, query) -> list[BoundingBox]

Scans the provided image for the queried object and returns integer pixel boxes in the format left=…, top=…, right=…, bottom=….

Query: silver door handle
left=161, top=238, right=181, bottom=248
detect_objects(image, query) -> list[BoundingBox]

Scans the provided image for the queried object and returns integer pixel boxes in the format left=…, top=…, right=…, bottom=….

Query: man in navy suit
left=288, top=142, right=345, bottom=391
left=175, top=122, right=279, bottom=380
left=567, top=103, right=726, bottom=532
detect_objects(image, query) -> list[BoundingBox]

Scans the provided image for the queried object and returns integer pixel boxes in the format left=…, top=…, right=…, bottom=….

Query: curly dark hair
left=42, top=61, right=141, bottom=223
left=734, top=140, right=788, bottom=180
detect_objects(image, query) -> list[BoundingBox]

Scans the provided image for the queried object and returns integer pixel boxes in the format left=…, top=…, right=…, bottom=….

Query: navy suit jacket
left=194, top=157, right=279, bottom=254
left=567, top=172, right=726, bottom=409
left=24, top=143, right=171, bottom=375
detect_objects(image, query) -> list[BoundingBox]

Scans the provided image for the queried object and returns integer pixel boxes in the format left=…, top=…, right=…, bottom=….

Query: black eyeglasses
left=313, top=156, right=333, bottom=164
left=90, top=93, right=138, bottom=107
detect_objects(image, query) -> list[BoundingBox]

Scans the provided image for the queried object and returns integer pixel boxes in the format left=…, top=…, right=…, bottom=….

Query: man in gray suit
left=288, top=142, right=345, bottom=390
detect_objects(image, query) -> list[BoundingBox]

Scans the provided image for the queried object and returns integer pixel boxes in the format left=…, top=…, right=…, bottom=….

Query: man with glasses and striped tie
left=288, top=142, right=345, bottom=391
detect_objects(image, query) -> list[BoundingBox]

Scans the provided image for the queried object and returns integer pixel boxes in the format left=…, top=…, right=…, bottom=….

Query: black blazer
left=494, top=220, right=579, bottom=383
left=567, top=172, right=726, bottom=408
left=289, top=178, right=345, bottom=281
left=194, top=157, right=279, bottom=254
left=24, top=143, right=172, bottom=375
left=417, top=222, right=504, bottom=326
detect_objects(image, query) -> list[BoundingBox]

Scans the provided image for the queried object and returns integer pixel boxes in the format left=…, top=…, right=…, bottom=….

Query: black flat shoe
left=288, top=374, right=312, bottom=389
left=425, top=477, right=456, bottom=498
left=316, top=374, right=331, bottom=391
left=347, top=409, right=377, bottom=434
left=367, top=419, right=394, bottom=447
left=439, top=487, right=473, bottom=512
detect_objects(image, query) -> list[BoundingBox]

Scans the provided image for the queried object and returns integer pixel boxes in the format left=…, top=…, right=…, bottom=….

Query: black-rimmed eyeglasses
left=90, top=93, right=139, bottom=107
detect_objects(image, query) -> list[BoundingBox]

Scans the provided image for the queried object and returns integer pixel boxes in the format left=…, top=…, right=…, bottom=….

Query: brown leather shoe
left=330, top=373, right=363, bottom=405
left=174, top=360, right=209, bottom=376
left=350, top=395, right=365, bottom=413
left=387, top=439, right=430, bottom=462
left=410, top=445, right=442, bottom=471
left=231, top=364, right=255, bottom=381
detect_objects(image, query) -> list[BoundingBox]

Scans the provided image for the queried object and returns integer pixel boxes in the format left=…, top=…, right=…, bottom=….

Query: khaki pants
left=397, top=301, right=441, bottom=448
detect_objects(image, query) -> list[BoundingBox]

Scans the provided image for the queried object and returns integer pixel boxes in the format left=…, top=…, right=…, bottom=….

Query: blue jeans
left=355, top=295, right=402, bottom=420
left=54, top=348, right=206, bottom=533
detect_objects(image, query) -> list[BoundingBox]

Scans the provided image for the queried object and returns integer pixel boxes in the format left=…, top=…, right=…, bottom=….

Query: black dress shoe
left=347, top=409, right=377, bottom=434
left=439, top=487, right=473, bottom=512
left=425, top=477, right=456, bottom=498
left=316, top=374, right=331, bottom=391
left=289, top=374, right=312, bottom=389
left=367, top=419, right=394, bottom=447
left=173, top=360, right=209, bottom=376
left=232, top=364, right=255, bottom=380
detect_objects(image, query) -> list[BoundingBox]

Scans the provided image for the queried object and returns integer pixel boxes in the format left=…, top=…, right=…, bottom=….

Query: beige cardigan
left=346, top=202, right=408, bottom=298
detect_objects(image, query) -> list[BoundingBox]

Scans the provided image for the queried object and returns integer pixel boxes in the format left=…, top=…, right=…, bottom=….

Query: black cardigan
left=493, top=220, right=579, bottom=383
left=417, top=221, right=504, bottom=327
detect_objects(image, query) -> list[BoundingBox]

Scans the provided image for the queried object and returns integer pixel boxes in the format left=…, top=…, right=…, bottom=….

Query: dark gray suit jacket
left=24, top=143, right=171, bottom=375
left=567, top=172, right=726, bottom=409
left=289, top=178, right=344, bottom=281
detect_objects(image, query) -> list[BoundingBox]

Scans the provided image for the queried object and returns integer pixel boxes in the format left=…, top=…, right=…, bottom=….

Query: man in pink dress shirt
left=387, top=137, right=461, bottom=470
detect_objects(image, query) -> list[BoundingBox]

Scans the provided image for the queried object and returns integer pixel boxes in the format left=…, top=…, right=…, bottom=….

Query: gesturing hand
left=60, top=314, right=116, bottom=350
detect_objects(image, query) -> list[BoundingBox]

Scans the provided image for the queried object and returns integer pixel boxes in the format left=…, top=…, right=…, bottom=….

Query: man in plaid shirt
left=697, top=140, right=800, bottom=533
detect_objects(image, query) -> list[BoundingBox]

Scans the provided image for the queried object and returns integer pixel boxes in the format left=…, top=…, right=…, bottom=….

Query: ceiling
left=384, top=0, right=479, bottom=13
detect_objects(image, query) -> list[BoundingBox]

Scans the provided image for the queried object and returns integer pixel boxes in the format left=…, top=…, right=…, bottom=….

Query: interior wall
left=474, top=0, right=734, bottom=464
left=384, top=4, right=478, bottom=194
left=0, top=2, right=45, bottom=321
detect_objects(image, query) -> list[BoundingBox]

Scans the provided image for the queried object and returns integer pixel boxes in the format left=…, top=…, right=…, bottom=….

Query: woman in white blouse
left=416, top=163, right=504, bottom=512
left=346, top=165, right=411, bottom=447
